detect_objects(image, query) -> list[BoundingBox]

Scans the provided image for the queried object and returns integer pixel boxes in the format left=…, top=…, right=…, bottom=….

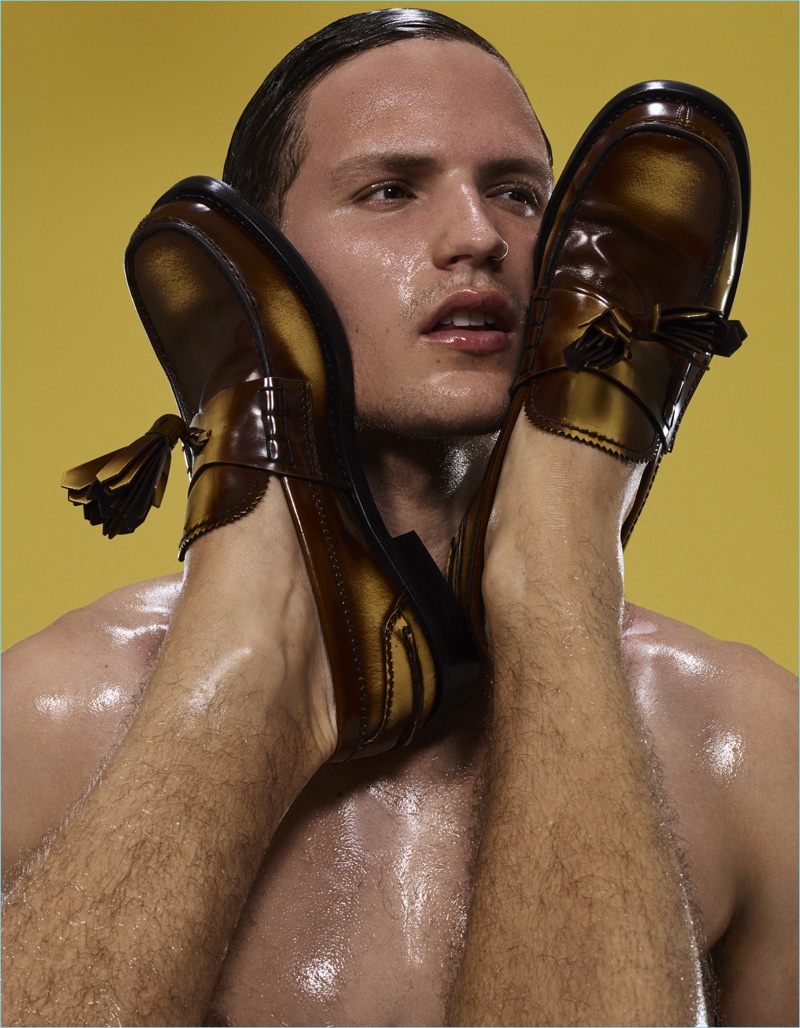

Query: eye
left=488, top=182, right=542, bottom=217
left=373, top=183, right=409, bottom=200
left=357, top=181, right=414, bottom=204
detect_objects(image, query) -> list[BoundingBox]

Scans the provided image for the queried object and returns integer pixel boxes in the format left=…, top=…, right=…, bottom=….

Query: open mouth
left=422, top=289, right=516, bottom=338
left=436, top=309, right=499, bottom=329
left=425, top=307, right=512, bottom=355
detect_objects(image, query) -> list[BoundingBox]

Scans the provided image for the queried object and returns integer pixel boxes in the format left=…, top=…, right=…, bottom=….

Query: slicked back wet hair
left=223, top=6, right=551, bottom=224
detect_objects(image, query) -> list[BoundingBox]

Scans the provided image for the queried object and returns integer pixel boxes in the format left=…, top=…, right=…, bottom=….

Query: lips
left=422, top=290, right=515, bottom=333
left=421, top=290, right=517, bottom=353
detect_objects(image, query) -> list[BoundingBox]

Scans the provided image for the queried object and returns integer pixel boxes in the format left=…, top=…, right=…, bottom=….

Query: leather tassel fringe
left=562, top=304, right=746, bottom=372
left=62, top=414, right=201, bottom=538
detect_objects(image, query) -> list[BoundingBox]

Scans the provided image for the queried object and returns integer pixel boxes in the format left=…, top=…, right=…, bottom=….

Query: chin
left=356, top=404, right=508, bottom=441
left=420, top=391, right=511, bottom=437
left=355, top=378, right=513, bottom=440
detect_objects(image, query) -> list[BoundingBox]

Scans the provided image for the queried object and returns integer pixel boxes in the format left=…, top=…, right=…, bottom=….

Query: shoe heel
left=391, top=530, right=479, bottom=722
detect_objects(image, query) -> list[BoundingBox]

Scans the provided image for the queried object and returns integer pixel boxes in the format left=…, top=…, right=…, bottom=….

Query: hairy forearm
left=2, top=526, right=332, bottom=1027
left=451, top=602, right=705, bottom=1025
left=449, top=433, right=706, bottom=1027
left=2, top=638, right=318, bottom=1026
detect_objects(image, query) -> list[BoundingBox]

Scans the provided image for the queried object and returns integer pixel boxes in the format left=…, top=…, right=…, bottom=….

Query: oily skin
left=280, top=41, right=552, bottom=561
left=2, top=480, right=340, bottom=1025
left=2, top=37, right=797, bottom=1028
left=281, top=43, right=551, bottom=441
left=449, top=418, right=706, bottom=1024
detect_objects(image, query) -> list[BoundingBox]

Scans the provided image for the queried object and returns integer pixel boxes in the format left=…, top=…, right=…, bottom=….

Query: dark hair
left=223, top=7, right=551, bottom=223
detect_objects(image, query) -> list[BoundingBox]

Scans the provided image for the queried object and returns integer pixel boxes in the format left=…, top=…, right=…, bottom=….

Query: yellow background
left=3, top=2, right=797, bottom=673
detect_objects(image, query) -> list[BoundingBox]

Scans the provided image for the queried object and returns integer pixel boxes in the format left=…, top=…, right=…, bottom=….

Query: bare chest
left=207, top=726, right=485, bottom=1027
left=205, top=692, right=736, bottom=1027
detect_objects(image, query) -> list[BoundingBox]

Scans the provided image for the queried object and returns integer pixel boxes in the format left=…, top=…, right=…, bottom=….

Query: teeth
left=440, top=309, right=497, bottom=328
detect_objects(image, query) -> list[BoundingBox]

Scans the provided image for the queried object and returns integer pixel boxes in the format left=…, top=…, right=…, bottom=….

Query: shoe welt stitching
left=300, top=382, right=322, bottom=479
left=307, top=480, right=369, bottom=747
left=180, top=471, right=270, bottom=556
left=525, top=400, right=654, bottom=462
left=400, top=622, right=423, bottom=740
left=380, top=607, right=397, bottom=737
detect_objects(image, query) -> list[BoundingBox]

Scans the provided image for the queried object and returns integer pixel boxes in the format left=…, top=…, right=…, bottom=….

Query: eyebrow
left=330, top=151, right=553, bottom=189
left=483, top=156, right=555, bottom=194
left=329, top=152, right=438, bottom=187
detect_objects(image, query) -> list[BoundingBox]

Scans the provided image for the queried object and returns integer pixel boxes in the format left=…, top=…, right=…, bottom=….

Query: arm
left=449, top=424, right=706, bottom=1026
left=2, top=582, right=175, bottom=884
left=2, top=489, right=336, bottom=1026
left=620, top=610, right=799, bottom=1026
left=709, top=649, right=798, bottom=1026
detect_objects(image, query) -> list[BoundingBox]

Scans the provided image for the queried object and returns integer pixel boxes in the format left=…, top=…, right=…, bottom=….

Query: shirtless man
left=3, top=9, right=797, bottom=1027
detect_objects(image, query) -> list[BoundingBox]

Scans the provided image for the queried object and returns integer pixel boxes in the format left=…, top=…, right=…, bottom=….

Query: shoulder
left=2, top=574, right=182, bottom=885
left=622, top=602, right=796, bottom=736
left=622, top=601, right=796, bottom=826
left=623, top=603, right=797, bottom=1024
left=3, top=575, right=182, bottom=739
left=3, top=573, right=184, bottom=713
left=4, top=573, right=182, bottom=679
left=622, top=600, right=795, bottom=676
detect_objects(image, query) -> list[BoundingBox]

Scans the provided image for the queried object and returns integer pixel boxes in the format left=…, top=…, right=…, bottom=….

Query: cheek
left=505, top=218, right=541, bottom=289
left=299, top=227, right=430, bottom=338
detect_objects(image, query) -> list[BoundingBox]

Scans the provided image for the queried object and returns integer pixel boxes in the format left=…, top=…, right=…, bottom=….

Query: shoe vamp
left=551, top=132, right=730, bottom=313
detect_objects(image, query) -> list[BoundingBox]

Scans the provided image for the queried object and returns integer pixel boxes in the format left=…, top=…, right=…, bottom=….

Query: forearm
left=449, top=430, right=706, bottom=1026
left=452, top=605, right=704, bottom=1024
left=2, top=497, right=334, bottom=1026
left=2, top=631, right=318, bottom=1025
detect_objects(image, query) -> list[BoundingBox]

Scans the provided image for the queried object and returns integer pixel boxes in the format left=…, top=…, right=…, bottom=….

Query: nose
left=431, top=183, right=507, bottom=269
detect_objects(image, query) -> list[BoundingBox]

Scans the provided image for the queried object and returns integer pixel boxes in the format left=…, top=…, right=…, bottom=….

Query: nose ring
left=490, top=240, right=509, bottom=263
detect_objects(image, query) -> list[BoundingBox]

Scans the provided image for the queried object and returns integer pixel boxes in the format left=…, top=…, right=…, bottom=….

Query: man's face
left=281, top=38, right=553, bottom=438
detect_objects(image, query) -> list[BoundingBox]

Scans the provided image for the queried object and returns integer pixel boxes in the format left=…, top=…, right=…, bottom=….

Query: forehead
left=299, top=37, right=548, bottom=170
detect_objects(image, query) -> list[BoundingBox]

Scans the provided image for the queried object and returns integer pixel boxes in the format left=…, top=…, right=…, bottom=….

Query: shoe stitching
left=523, top=413, right=651, bottom=464
left=524, top=365, right=658, bottom=460
left=675, top=103, right=694, bottom=130
left=379, top=608, right=398, bottom=738
left=188, top=198, right=380, bottom=647
left=149, top=195, right=413, bottom=608
left=185, top=202, right=380, bottom=748
left=307, top=481, right=369, bottom=748
left=588, top=91, right=746, bottom=169
left=396, top=622, right=424, bottom=748
left=527, top=92, right=743, bottom=551
left=300, top=381, right=322, bottom=479
left=180, top=470, right=270, bottom=556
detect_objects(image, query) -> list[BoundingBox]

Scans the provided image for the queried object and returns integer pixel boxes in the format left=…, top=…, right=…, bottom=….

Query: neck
left=357, top=428, right=496, bottom=571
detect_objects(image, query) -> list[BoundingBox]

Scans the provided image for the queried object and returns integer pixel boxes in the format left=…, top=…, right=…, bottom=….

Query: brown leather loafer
left=64, top=177, right=478, bottom=759
left=449, top=81, right=749, bottom=650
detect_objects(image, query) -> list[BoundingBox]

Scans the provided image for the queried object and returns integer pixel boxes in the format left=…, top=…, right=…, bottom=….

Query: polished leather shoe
left=64, top=176, right=478, bottom=758
left=449, top=80, right=749, bottom=650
